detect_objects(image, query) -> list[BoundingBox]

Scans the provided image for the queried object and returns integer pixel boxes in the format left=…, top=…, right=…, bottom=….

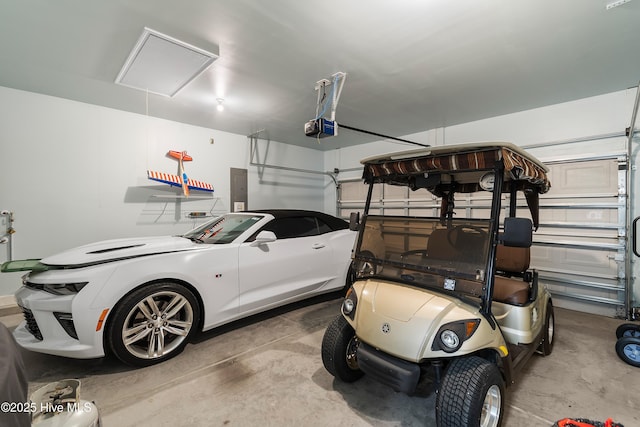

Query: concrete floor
left=1, top=295, right=639, bottom=427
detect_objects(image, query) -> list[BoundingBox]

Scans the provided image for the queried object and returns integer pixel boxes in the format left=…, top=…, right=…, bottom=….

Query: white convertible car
left=3, top=210, right=356, bottom=367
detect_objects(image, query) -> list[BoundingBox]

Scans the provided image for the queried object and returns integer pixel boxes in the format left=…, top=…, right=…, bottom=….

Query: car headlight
left=432, top=319, right=480, bottom=353
left=42, top=282, right=88, bottom=295
left=342, top=286, right=358, bottom=319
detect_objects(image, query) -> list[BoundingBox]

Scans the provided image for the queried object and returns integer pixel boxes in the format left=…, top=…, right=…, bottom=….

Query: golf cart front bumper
left=357, top=341, right=421, bottom=394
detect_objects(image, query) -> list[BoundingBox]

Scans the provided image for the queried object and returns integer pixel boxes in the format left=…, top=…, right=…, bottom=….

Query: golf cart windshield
left=354, top=216, right=490, bottom=298
left=354, top=142, right=551, bottom=310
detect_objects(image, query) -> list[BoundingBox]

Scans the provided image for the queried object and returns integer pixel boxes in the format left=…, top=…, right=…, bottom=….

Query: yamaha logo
left=381, top=323, right=390, bottom=333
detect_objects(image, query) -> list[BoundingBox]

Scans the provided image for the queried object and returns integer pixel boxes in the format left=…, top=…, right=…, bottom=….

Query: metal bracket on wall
left=0, top=210, right=15, bottom=262
left=248, top=130, right=340, bottom=187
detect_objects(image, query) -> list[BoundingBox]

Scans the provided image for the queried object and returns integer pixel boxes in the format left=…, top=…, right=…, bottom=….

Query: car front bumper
left=13, top=286, right=106, bottom=359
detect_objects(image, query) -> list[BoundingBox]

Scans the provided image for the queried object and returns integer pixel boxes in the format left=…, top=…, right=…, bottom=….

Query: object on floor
left=553, top=418, right=624, bottom=427
left=30, top=379, right=100, bottom=426
left=615, top=323, right=640, bottom=367
left=615, top=323, right=640, bottom=338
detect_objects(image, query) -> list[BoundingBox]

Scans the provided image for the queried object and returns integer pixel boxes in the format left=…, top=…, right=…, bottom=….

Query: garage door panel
left=539, top=208, right=618, bottom=223
left=340, top=181, right=378, bottom=201
left=537, top=226, right=617, bottom=239
left=547, top=159, right=618, bottom=195
left=384, top=184, right=407, bottom=199
left=532, top=246, right=617, bottom=277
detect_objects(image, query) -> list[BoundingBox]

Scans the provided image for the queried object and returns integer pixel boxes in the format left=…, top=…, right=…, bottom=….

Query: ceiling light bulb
left=216, top=98, right=224, bottom=112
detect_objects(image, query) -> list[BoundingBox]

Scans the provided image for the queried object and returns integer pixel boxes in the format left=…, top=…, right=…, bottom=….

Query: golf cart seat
left=493, top=245, right=531, bottom=305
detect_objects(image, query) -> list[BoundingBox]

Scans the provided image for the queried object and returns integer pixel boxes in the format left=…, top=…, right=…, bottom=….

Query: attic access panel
left=115, top=27, right=218, bottom=97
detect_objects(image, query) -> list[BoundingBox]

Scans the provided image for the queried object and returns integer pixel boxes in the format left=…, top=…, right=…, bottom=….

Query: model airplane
left=147, top=150, right=214, bottom=197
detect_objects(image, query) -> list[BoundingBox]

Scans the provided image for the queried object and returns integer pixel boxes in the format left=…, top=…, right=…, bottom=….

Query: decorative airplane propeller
left=147, top=150, right=214, bottom=197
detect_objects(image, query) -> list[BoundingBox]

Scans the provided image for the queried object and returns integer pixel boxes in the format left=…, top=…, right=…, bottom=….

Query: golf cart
left=321, top=142, right=554, bottom=427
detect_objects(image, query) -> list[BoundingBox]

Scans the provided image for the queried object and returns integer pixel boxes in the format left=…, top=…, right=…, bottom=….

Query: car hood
left=42, top=236, right=200, bottom=267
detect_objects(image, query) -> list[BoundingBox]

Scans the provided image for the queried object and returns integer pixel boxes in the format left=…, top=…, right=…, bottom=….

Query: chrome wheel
left=345, top=336, right=360, bottom=370
left=121, top=290, right=194, bottom=360
left=321, top=315, right=364, bottom=382
left=481, top=384, right=502, bottom=427
left=547, top=310, right=555, bottom=345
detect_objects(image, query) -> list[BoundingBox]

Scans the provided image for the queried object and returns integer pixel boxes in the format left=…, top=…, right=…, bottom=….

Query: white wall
left=0, top=86, right=326, bottom=296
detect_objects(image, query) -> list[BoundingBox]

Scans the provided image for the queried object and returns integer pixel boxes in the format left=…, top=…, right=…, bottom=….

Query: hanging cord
left=337, top=123, right=429, bottom=147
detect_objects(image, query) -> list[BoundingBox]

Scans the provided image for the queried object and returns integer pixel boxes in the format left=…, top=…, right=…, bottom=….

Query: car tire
left=321, top=315, right=364, bottom=383
left=615, top=337, right=640, bottom=367
left=106, top=282, right=200, bottom=367
left=436, top=356, right=505, bottom=427
left=615, top=323, right=640, bottom=339
left=539, top=300, right=555, bottom=356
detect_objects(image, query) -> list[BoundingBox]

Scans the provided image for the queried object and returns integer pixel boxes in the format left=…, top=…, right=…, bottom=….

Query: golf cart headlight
left=440, top=330, right=460, bottom=349
left=432, top=319, right=480, bottom=353
left=342, top=286, right=358, bottom=319
left=343, top=298, right=355, bottom=314
left=43, top=282, right=88, bottom=295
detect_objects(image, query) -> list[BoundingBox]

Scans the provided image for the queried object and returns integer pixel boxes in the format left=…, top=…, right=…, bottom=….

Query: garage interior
left=1, top=1, right=640, bottom=426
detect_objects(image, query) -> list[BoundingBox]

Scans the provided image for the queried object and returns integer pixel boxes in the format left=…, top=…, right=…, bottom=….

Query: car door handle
left=312, top=243, right=326, bottom=249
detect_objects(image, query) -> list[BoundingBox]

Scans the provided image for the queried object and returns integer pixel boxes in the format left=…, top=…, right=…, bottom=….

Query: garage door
left=337, top=146, right=629, bottom=318
left=533, top=156, right=626, bottom=318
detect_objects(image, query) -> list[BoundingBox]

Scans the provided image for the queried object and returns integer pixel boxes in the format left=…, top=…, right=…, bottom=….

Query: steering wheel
left=446, top=224, right=488, bottom=247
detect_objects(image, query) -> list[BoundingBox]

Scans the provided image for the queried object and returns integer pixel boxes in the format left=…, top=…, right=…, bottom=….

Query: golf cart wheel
left=615, top=337, right=640, bottom=367
left=539, top=300, right=555, bottom=356
left=321, top=315, right=364, bottom=382
left=436, top=356, right=505, bottom=427
left=615, top=323, right=640, bottom=339
left=107, top=282, right=200, bottom=367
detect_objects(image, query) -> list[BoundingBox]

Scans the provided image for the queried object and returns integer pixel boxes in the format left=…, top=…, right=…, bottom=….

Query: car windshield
left=355, top=215, right=491, bottom=298
left=183, top=214, right=264, bottom=244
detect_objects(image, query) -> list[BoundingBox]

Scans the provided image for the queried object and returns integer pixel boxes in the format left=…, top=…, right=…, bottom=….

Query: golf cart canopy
left=361, top=142, right=550, bottom=228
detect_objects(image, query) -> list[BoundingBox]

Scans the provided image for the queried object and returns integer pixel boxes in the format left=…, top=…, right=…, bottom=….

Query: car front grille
left=20, top=306, right=43, bottom=341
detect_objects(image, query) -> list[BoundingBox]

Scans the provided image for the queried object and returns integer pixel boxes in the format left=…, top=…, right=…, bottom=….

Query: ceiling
left=1, top=0, right=639, bottom=151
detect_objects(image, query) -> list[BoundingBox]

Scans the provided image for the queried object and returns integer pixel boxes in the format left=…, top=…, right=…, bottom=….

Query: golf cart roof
left=361, top=142, right=550, bottom=195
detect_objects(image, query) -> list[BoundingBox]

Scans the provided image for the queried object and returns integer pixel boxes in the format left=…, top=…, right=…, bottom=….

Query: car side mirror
left=501, top=217, right=533, bottom=248
left=349, top=212, right=360, bottom=231
left=251, top=230, right=277, bottom=246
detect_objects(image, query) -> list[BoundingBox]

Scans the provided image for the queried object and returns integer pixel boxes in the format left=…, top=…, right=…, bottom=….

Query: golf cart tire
left=539, top=301, right=555, bottom=356
left=436, top=356, right=505, bottom=427
left=321, top=315, right=364, bottom=383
